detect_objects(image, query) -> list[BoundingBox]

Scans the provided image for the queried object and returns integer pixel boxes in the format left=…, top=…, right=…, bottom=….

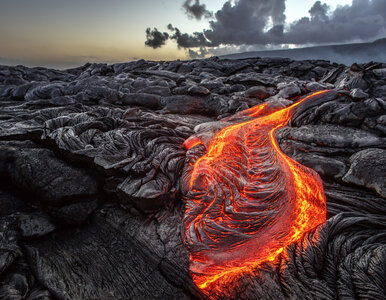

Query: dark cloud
left=144, top=28, right=169, bottom=49
left=167, top=24, right=175, bottom=31
left=168, top=24, right=212, bottom=48
left=183, top=0, right=212, bottom=20
left=146, top=0, right=386, bottom=54
left=203, top=0, right=286, bottom=46
left=308, top=1, right=329, bottom=21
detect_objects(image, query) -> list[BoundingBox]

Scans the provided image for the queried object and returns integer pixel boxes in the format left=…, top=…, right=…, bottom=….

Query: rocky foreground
left=0, top=57, right=385, bottom=299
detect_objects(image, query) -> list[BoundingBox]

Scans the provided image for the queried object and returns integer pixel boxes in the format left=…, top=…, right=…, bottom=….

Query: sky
left=0, top=0, right=384, bottom=68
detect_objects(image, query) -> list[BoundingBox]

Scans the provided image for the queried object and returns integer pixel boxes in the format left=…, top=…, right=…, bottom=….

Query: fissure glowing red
left=182, top=91, right=328, bottom=293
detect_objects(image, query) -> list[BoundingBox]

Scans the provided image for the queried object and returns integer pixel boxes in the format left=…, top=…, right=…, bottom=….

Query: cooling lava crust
left=182, top=91, right=332, bottom=292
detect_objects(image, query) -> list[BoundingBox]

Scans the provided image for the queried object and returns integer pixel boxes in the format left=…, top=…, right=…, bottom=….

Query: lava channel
left=182, top=90, right=330, bottom=292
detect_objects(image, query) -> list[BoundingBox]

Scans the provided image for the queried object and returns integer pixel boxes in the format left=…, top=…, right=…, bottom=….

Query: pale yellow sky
left=0, top=0, right=206, bottom=67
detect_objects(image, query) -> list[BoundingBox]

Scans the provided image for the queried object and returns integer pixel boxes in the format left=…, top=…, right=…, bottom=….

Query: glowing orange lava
left=182, top=91, right=329, bottom=293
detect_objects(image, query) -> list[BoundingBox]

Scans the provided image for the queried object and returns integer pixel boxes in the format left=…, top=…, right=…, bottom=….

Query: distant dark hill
left=221, top=38, right=386, bottom=65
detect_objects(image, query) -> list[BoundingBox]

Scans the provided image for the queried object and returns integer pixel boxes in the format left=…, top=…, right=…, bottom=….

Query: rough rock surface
left=0, top=57, right=385, bottom=299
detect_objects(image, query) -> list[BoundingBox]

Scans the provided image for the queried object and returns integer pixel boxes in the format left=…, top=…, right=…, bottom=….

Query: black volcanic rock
left=343, top=148, right=386, bottom=198
left=0, top=57, right=385, bottom=299
left=244, top=86, right=274, bottom=99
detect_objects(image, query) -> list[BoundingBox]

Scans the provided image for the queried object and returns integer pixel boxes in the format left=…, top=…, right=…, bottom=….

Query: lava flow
left=182, top=91, right=330, bottom=292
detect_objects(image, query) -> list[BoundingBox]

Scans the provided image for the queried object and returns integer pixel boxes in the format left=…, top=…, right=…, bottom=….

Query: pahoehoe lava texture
left=0, top=58, right=385, bottom=299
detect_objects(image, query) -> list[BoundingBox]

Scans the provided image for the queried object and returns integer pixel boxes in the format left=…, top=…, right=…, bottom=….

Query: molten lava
left=182, top=91, right=329, bottom=293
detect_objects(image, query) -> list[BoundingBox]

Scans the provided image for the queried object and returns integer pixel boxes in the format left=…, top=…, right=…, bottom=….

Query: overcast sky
left=0, top=0, right=384, bottom=68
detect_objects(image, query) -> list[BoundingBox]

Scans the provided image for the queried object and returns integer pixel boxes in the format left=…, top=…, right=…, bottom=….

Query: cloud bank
left=286, top=0, right=386, bottom=44
left=145, top=0, right=386, bottom=57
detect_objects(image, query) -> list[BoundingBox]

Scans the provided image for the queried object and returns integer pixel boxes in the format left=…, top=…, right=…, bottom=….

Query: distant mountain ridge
left=221, top=38, right=386, bottom=65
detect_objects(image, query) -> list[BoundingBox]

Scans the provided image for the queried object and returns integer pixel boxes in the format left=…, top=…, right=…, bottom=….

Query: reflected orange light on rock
left=183, top=91, right=328, bottom=294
